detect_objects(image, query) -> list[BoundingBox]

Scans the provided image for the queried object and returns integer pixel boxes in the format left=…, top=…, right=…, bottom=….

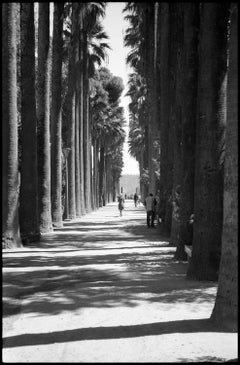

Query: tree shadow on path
left=3, top=318, right=230, bottom=349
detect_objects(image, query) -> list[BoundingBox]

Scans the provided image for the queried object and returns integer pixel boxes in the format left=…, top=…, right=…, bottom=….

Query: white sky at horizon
left=102, top=2, right=140, bottom=176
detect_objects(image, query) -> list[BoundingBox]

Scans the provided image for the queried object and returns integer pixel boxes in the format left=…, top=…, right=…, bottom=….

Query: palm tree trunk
left=51, top=3, right=64, bottom=227
left=187, top=3, right=229, bottom=280
left=66, top=6, right=78, bottom=220
left=79, top=16, right=86, bottom=216
left=159, top=3, right=173, bottom=236
left=37, top=3, right=53, bottom=233
left=2, top=3, right=22, bottom=248
left=175, top=3, right=199, bottom=259
left=211, top=4, right=238, bottom=331
left=83, top=33, right=92, bottom=213
left=19, top=3, right=40, bottom=243
left=169, top=4, right=184, bottom=247
left=75, top=33, right=81, bottom=218
left=99, top=146, right=105, bottom=207
left=68, top=91, right=76, bottom=219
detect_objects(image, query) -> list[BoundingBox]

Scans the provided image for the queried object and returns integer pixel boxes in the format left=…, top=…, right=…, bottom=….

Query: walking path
left=2, top=200, right=238, bottom=362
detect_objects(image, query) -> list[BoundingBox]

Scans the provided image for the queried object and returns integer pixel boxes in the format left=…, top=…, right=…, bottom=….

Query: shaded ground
left=2, top=200, right=238, bottom=362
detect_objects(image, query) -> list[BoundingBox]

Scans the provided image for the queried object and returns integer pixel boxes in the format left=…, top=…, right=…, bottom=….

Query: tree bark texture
left=187, top=3, right=229, bottom=280
left=19, top=3, right=40, bottom=243
left=169, top=4, right=184, bottom=247
left=83, top=32, right=92, bottom=213
left=37, top=3, right=53, bottom=233
left=211, top=4, right=238, bottom=331
left=175, top=3, right=199, bottom=260
left=2, top=3, right=22, bottom=248
left=158, top=3, right=173, bottom=236
left=51, top=3, right=64, bottom=227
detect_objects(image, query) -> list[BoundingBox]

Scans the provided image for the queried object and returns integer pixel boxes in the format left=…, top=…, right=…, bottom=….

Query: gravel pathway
left=2, top=200, right=238, bottom=362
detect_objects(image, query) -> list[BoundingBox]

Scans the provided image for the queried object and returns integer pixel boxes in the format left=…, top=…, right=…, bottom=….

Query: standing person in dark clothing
left=133, top=193, right=139, bottom=207
left=144, top=193, right=157, bottom=228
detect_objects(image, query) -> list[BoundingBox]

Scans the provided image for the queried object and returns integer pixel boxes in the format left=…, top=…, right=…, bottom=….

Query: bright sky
left=102, top=2, right=139, bottom=175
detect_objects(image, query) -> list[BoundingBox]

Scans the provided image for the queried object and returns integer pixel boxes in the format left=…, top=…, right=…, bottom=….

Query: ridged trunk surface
left=158, top=3, right=172, bottom=236
left=169, top=4, right=184, bottom=247
left=19, top=3, right=40, bottom=243
left=187, top=3, right=229, bottom=280
left=83, top=33, right=92, bottom=213
left=211, top=4, right=238, bottom=331
left=51, top=3, right=64, bottom=227
left=175, top=4, right=199, bottom=260
left=37, top=3, right=53, bottom=233
left=2, top=3, right=22, bottom=248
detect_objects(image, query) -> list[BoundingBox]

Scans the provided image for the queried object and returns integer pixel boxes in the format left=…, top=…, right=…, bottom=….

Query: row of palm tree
left=124, top=3, right=238, bottom=330
left=2, top=3, right=125, bottom=247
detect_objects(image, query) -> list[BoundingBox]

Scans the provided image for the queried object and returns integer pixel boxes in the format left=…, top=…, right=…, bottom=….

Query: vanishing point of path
left=2, top=201, right=238, bottom=363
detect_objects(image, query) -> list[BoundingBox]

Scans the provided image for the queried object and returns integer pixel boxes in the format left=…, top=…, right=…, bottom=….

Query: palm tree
left=37, top=3, right=53, bottom=232
left=82, top=5, right=108, bottom=213
left=2, top=3, right=22, bottom=248
left=169, top=3, right=184, bottom=247
left=187, top=3, right=229, bottom=280
left=51, top=3, right=64, bottom=227
left=211, top=3, right=238, bottom=331
left=158, top=2, right=173, bottom=236
left=19, top=3, right=40, bottom=242
left=127, top=73, right=147, bottom=197
left=175, top=3, right=199, bottom=259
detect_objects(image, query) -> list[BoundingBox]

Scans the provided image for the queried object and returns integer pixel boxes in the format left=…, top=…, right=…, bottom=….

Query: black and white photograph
left=2, top=2, right=238, bottom=362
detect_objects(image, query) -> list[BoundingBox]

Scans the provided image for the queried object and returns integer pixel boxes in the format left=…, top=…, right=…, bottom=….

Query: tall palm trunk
left=187, top=3, right=229, bottom=280
left=68, top=91, right=76, bottom=219
left=169, top=4, right=184, bottom=247
left=2, top=3, right=22, bottom=248
left=175, top=4, right=199, bottom=259
left=51, top=3, right=64, bottom=227
left=145, top=4, right=156, bottom=194
left=99, top=146, right=105, bottom=207
left=66, top=6, right=78, bottom=220
left=83, top=32, right=92, bottom=213
left=19, top=3, right=40, bottom=243
left=211, top=4, right=238, bottom=331
left=75, top=27, right=81, bottom=218
left=158, top=3, right=173, bottom=236
left=79, top=13, right=86, bottom=216
left=37, top=3, right=53, bottom=233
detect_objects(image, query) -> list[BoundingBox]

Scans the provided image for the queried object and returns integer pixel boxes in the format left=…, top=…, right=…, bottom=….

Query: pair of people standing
left=144, top=193, right=157, bottom=228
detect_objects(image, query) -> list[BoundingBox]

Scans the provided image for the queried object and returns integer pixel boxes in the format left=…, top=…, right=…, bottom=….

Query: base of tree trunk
left=174, top=244, right=188, bottom=260
left=210, top=313, right=238, bottom=332
left=2, top=234, right=22, bottom=249
left=52, top=221, right=63, bottom=228
left=186, top=266, right=218, bottom=282
left=21, top=232, right=41, bottom=245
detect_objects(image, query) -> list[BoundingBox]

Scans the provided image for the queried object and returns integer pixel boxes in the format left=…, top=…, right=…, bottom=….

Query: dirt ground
left=2, top=200, right=238, bottom=363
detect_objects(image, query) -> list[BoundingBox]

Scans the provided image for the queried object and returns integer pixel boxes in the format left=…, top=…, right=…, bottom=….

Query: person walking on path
left=144, top=193, right=157, bottom=228
left=118, top=194, right=125, bottom=216
left=133, top=193, right=139, bottom=207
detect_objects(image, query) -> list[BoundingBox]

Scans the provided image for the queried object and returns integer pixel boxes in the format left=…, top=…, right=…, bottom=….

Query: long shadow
left=3, top=318, right=230, bottom=349
left=3, top=205, right=217, bottom=318
left=3, top=249, right=217, bottom=317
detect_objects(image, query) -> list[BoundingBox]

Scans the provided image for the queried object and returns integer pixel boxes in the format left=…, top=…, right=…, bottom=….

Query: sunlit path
left=2, top=200, right=237, bottom=362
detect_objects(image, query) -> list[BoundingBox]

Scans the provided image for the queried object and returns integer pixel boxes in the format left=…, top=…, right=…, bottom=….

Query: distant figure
left=133, top=193, right=139, bottom=207
left=118, top=194, right=125, bottom=216
left=144, top=193, right=157, bottom=228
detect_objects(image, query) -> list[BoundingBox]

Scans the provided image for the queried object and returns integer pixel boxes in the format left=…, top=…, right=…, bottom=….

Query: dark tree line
left=2, top=2, right=125, bottom=246
left=125, top=3, right=238, bottom=330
